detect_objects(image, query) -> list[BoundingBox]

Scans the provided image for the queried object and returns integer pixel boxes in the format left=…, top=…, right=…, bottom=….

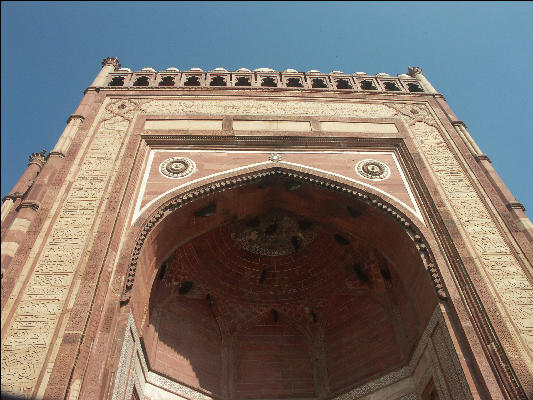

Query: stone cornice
left=507, top=201, right=526, bottom=211
left=18, top=200, right=40, bottom=211
left=2, top=192, right=23, bottom=203
left=66, top=114, right=85, bottom=124
left=475, top=154, right=491, bottom=162
left=451, top=120, right=467, bottom=128
left=48, top=151, right=66, bottom=158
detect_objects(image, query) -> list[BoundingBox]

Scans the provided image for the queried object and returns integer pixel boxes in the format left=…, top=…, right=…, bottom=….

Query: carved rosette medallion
left=355, top=159, right=390, bottom=181
left=159, top=157, right=196, bottom=179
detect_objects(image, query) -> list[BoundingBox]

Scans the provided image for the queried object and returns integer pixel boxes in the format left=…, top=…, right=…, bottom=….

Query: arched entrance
left=112, top=168, right=471, bottom=400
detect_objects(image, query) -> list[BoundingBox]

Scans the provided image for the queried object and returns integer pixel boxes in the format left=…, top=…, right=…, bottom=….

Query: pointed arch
left=121, top=166, right=446, bottom=312
left=106, top=164, right=475, bottom=400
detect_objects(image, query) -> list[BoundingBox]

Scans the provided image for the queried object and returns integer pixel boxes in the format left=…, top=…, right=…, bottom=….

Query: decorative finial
left=408, top=66, right=423, bottom=77
left=101, top=57, right=121, bottom=70
left=28, top=149, right=47, bottom=164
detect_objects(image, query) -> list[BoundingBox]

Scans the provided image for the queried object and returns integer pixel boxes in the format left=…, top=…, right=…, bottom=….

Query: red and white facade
left=1, top=58, right=532, bottom=400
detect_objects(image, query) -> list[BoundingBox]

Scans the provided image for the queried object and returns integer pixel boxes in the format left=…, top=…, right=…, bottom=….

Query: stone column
left=1, top=151, right=47, bottom=270
left=408, top=66, right=438, bottom=94
left=15, top=150, right=47, bottom=195
left=89, top=57, right=121, bottom=87
left=452, top=121, right=484, bottom=156
left=49, top=114, right=85, bottom=158
left=1, top=196, right=18, bottom=225
left=1, top=150, right=46, bottom=224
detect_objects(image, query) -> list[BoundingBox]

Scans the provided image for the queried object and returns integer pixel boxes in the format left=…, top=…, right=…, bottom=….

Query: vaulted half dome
left=138, top=175, right=436, bottom=399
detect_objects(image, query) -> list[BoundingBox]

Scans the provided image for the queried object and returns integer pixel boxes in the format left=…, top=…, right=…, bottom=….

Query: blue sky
left=2, top=2, right=532, bottom=215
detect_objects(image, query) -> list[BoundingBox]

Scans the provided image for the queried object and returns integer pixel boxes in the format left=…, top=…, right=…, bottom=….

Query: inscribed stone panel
left=1, top=101, right=134, bottom=397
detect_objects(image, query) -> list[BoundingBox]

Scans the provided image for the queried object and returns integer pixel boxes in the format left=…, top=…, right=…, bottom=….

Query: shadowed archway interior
left=133, top=174, right=438, bottom=399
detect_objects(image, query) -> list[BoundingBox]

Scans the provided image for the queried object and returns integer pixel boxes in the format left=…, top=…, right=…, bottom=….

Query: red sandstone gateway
left=1, top=58, right=532, bottom=400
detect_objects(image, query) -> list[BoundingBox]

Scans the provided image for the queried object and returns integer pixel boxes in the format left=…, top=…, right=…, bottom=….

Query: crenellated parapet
left=28, top=149, right=47, bottom=168
left=99, top=66, right=430, bottom=94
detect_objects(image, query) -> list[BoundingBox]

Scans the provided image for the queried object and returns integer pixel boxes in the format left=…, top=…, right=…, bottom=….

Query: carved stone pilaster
left=50, top=115, right=85, bottom=157
left=451, top=120, right=484, bottom=157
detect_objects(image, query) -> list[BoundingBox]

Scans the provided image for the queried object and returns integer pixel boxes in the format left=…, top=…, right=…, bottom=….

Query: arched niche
left=144, top=279, right=224, bottom=395
left=234, top=311, right=315, bottom=399
left=118, top=167, right=450, bottom=399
